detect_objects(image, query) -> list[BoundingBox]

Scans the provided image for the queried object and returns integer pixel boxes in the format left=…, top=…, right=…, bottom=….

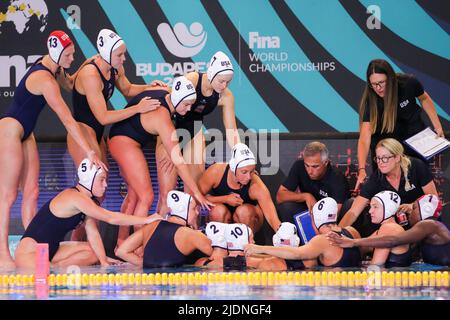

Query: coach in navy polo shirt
left=276, top=142, right=350, bottom=225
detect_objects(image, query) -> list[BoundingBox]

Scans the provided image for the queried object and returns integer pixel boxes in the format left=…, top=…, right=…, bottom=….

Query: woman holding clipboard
left=355, top=59, right=445, bottom=191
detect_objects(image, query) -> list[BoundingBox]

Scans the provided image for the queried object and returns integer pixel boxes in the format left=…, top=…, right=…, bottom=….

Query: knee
left=136, top=189, right=154, bottom=207
left=234, top=205, right=257, bottom=224
left=23, top=186, right=39, bottom=203
left=0, top=188, right=18, bottom=206
left=209, top=204, right=231, bottom=223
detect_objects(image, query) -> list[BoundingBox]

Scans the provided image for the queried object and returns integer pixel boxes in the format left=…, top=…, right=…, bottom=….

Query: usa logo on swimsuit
left=157, top=22, right=207, bottom=58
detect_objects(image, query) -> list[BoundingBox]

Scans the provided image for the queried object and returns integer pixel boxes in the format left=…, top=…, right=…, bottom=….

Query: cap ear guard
left=418, top=194, right=442, bottom=220
left=47, top=30, right=73, bottom=65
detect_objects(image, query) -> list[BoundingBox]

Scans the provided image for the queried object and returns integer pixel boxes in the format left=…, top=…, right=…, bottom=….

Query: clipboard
left=404, top=127, right=450, bottom=160
left=293, top=210, right=317, bottom=245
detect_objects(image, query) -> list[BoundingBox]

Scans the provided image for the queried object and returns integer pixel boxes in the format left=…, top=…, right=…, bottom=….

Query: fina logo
left=157, top=22, right=207, bottom=58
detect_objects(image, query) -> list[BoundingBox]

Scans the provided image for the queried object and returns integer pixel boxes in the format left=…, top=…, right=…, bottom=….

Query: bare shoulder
left=345, top=226, right=361, bottom=239
left=378, top=223, right=403, bottom=235
left=207, top=163, right=227, bottom=174
left=27, top=69, right=57, bottom=89
left=78, top=64, right=101, bottom=80
left=185, top=72, right=200, bottom=85
left=249, top=174, right=267, bottom=193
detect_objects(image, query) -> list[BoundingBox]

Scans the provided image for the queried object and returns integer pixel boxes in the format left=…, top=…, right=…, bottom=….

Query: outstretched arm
left=220, top=89, right=241, bottom=148
left=245, top=236, right=324, bottom=260
left=329, top=221, right=441, bottom=248
left=418, top=92, right=444, bottom=137
left=157, top=115, right=213, bottom=210
left=355, top=122, right=372, bottom=191
left=39, top=75, right=106, bottom=171
left=250, top=176, right=281, bottom=231
left=338, top=196, right=369, bottom=228
left=116, top=65, right=167, bottom=97
left=73, top=194, right=162, bottom=226
left=81, top=69, right=160, bottom=126
left=84, top=217, right=109, bottom=266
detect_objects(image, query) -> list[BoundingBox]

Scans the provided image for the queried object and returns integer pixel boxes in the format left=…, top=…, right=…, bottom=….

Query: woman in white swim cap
left=107, top=76, right=214, bottom=249
left=67, top=28, right=165, bottom=241
left=14, top=158, right=161, bottom=271
left=0, top=30, right=106, bottom=269
left=155, top=51, right=241, bottom=216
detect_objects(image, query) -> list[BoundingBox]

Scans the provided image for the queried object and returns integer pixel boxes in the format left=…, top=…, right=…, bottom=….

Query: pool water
left=0, top=263, right=448, bottom=300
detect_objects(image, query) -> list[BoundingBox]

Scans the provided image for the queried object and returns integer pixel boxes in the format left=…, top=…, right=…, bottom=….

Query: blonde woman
left=355, top=59, right=444, bottom=191
left=339, top=138, right=437, bottom=237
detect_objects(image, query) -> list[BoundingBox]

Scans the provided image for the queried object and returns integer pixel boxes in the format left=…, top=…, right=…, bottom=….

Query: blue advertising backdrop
left=0, top=1, right=448, bottom=234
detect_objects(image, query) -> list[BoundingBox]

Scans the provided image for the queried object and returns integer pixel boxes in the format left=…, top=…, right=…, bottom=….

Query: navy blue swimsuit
left=143, top=220, right=188, bottom=268
left=209, top=165, right=258, bottom=214
left=21, top=189, right=87, bottom=260
left=73, top=61, right=116, bottom=142
left=109, top=90, right=171, bottom=146
left=318, top=229, right=362, bottom=268
left=420, top=239, right=450, bottom=266
left=384, top=249, right=412, bottom=268
left=285, top=259, right=305, bottom=270
left=174, top=72, right=220, bottom=140
left=2, top=57, right=53, bottom=141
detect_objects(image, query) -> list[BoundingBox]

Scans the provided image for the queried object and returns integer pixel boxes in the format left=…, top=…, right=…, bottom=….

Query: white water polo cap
left=47, top=30, right=73, bottom=65
left=273, top=222, right=300, bottom=247
left=229, top=143, right=256, bottom=173
left=417, top=194, right=442, bottom=220
left=207, top=51, right=233, bottom=83
left=77, top=158, right=103, bottom=193
left=205, top=222, right=228, bottom=249
left=373, top=191, right=401, bottom=222
left=167, top=190, right=192, bottom=222
left=312, top=197, right=338, bottom=230
left=226, top=223, right=252, bottom=252
left=97, top=29, right=125, bottom=65
left=170, top=76, right=197, bottom=109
